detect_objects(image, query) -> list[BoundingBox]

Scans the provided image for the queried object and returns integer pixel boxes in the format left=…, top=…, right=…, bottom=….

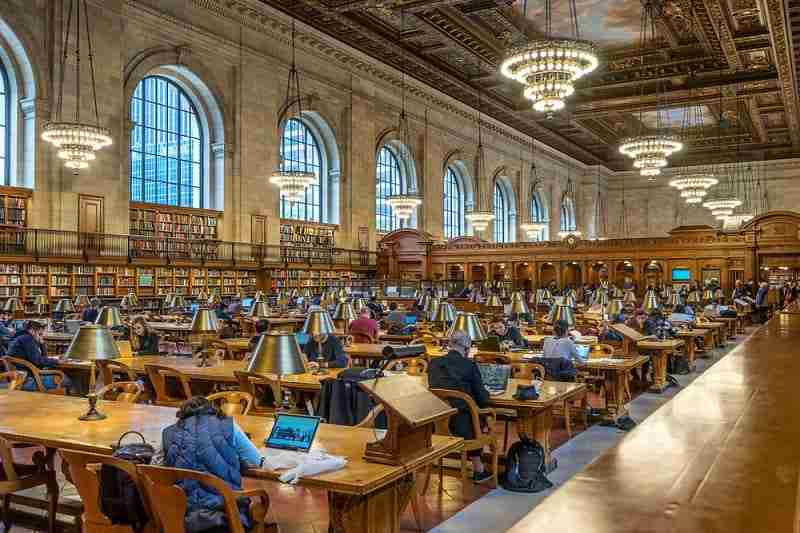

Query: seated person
left=0, top=310, right=15, bottom=339
left=601, top=312, right=625, bottom=342
left=457, top=284, right=473, bottom=298
left=162, top=397, right=265, bottom=532
left=348, top=309, right=379, bottom=341
left=488, top=319, right=526, bottom=348
left=130, top=316, right=161, bottom=355
left=226, top=299, right=242, bottom=317
left=366, top=296, right=384, bottom=318
left=81, top=299, right=101, bottom=322
left=8, top=321, right=72, bottom=392
left=408, top=302, right=426, bottom=320
left=543, top=320, right=583, bottom=362
left=385, top=303, right=406, bottom=331
left=625, top=309, right=647, bottom=333
left=644, top=311, right=675, bottom=337
left=427, top=331, right=492, bottom=484
left=669, top=304, right=694, bottom=326
left=248, top=319, right=269, bottom=353
left=301, top=332, right=348, bottom=368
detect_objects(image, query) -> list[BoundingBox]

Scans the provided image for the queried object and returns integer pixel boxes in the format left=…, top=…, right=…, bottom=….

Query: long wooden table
left=0, top=390, right=460, bottom=532
left=636, top=339, right=684, bottom=393
left=508, top=313, right=797, bottom=533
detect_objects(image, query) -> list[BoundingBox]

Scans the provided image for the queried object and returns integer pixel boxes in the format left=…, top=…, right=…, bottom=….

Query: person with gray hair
left=427, top=329, right=493, bottom=483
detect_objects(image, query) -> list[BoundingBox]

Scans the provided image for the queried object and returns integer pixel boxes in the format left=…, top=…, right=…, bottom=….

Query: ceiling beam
left=762, top=0, right=800, bottom=148
left=702, top=0, right=742, bottom=70
left=748, top=97, right=769, bottom=142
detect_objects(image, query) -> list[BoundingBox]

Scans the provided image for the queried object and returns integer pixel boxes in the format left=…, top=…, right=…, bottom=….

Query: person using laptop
left=366, top=296, right=384, bottom=318
left=488, top=319, right=526, bottom=348
left=384, top=302, right=406, bottom=333
left=349, top=309, right=379, bottom=342
left=161, top=397, right=265, bottom=532
left=81, top=298, right=101, bottom=323
left=543, top=320, right=584, bottom=362
left=130, top=316, right=161, bottom=355
left=427, top=330, right=492, bottom=484
left=8, top=321, right=73, bottom=393
left=301, top=331, right=349, bottom=369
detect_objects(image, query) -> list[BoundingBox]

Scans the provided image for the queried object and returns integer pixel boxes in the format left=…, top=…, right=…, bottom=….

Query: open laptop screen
left=265, top=414, right=321, bottom=452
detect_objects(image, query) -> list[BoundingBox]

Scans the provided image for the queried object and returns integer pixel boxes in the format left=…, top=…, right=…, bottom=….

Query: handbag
left=100, top=431, right=155, bottom=532
left=513, top=384, right=539, bottom=401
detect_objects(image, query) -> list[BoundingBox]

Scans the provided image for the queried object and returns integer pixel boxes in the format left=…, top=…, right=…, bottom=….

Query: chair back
left=206, top=391, right=253, bottom=416
left=234, top=370, right=281, bottom=415
left=511, top=362, right=546, bottom=380
left=429, top=388, right=482, bottom=442
left=60, top=448, right=154, bottom=533
left=475, top=353, right=512, bottom=365
left=137, top=465, right=247, bottom=533
left=2, top=370, right=26, bottom=390
left=3, top=356, right=66, bottom=394
left=145, top=364, right=193, bottom=407
left=97, top=381, right=144, bottom=403
left=208, top=340, right=233, bottom=360
left=591, top=343, right=616, bottom=358
left=349, top=332, right=375, bottom=344
left=97, top=359, right=138, bottom=385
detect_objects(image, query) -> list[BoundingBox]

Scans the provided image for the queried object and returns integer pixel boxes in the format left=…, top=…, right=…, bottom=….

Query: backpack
left=501, top=437, right=553, bottom=493
left=100, top=431, right=155, bottom=532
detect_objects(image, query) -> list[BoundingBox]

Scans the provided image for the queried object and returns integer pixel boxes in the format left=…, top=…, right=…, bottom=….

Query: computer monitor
left=242, top=298, right=254, bottom=308
left=189, top=303, right=199, bottom=314
left=575, top=344, right=590, bottom=361
left=264, top=414, right=321, bottom=452
left=671, top=268, right=691, bottom=282
left=404, top=314, right=418, bottom=326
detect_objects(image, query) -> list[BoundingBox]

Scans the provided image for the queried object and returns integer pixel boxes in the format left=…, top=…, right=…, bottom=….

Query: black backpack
left=501, top=437, right=553, bottom=493
left=100, top=431, right=155, bottom=532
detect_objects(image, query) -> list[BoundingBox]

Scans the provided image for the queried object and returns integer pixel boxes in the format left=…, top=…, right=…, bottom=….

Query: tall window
left=443, top=167, right=464, bottom=238
left=493, top=182, right=509, bottom=243
left=376, top=146, right=402, bottom=233
left=130, top=76, right=202, bottom=207
left=0, top=62, right=8, bottom=184
left=530, top=191, right=546, bottom=241
left=280, top=118, right=323, bottom=222
left=560, top=197, right=576, bottom=232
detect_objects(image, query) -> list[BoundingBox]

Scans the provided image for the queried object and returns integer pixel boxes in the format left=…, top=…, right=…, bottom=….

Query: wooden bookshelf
left=0, top=187, right=31, bottom=227
left=280, top=221, right=335, bottom=263
left=268, top=267, right=371, bottom=291
left=130, top=203, right=221, bottom=258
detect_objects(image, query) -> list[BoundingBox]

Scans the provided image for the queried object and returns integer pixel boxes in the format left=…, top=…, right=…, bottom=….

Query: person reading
left=348, top=309, right=379, bottom=341
left=130, top=316, right=161, bottom=355
left=427, top=330, right=492, bottom=484
left=488, top=319, right=526, bottom=348
left=8, top=320, right=73, bottom=392
left=301, top=332, right=349, bottom=369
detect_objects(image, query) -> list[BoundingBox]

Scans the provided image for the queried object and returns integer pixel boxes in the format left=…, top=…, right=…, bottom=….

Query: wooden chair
left=97, top=359, right=138, bottom=385
left=429, top=388, right=499, bottom=490
left=1, top=370, right=26, bottom=391
left=138, top=465, right=276, bottom=533
left=207, top=391, right=254, bottom=416
left=97, top=381, right=144, bottom=403
left=208, top=340, right=234, bottom=360
left=60, top=449, right=156, bottom=533
left=475, top=353, right=512, bottom=365
left=511, top=362, right=545, bottom=380
left=2, top=356, right=67, bottom=395
left=386, top=357, right=428, bottom=375
left=145, top=364, right=193, bottom=407
left=349, top=332, right=376, bottom=344
left=0, top=436, right=59, bottom=533
left=234, top=370, right=282, bottom=416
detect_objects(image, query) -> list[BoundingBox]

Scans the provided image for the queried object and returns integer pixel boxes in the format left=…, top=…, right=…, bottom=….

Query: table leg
left=648, top=351, right=668, bottom=393
left=328, top=474, right=415, bottom=533
left=516, top=406, right=555, bottom=471
left=684, top=339, right=696, bottom=370
left=601, top=369, right=628, bottom=423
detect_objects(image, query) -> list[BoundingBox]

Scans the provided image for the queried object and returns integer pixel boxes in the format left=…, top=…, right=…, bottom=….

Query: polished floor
left=4, top=328, right=752, bottom=533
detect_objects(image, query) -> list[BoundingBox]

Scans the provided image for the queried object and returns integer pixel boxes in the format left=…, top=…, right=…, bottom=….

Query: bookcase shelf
left=280, top=221, right=335, bottom=263
left=0, top=187, right=31, bottom=227
left=267, top=268, right=371, bottom=291
left=130, top=203, right=221, bottom=257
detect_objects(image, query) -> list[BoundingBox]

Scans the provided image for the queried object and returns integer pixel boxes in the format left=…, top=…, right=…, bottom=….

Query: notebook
left=265, top=414, right=321, bottom=453
left=478, top=363, right=511, bottom=393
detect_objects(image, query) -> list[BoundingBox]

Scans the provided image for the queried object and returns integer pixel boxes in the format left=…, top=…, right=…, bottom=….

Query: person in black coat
left=81, top=299, right=101, bottom=323
left=488, top=319, right=526, bottom=348
left=302, top=333, right=348, bottom=369
left=427, top=330, right=492, bottom=484
left=8, top=321, right=72, bottom=392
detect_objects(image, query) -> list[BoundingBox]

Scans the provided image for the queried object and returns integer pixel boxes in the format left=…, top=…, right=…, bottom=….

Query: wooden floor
left=509, top=313, right=800, bottom=533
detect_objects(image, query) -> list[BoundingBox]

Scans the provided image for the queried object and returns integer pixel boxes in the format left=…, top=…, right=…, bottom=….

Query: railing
left=0, top=228, right=377, bottom=268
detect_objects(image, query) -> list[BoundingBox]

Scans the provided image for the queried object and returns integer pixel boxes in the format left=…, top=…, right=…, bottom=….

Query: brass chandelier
left=42, top=0, right=112, bottom=172
left=499, top=0, right=598, bottom=116
left=269, top=13, right=316, bottom=202
left=618, top=0, right=683, bottom=177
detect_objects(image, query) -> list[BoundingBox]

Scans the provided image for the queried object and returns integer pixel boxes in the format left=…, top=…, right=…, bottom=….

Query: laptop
left=574, top=344, right=590, bottom=362
left=242, top=298, right=254, bottom=308
left=478, top=363, right=511, bottom=394
left=404, top=314, right=418, bottom=326
left=264, top=414, right=321, bottom=452
left=116, top=340, right=133, bottom=357
left=477, top=335, right=502, bottom=353
left=65, top=320, right=82, bottom=334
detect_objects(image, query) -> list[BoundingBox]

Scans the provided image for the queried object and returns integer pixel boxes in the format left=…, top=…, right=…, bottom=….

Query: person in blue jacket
left=81, top=298, right=101, bottom=322
left=8, top=321, right=72, bottom=392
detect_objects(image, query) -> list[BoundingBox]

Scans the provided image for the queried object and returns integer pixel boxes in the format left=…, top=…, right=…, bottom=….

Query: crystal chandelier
left=703, top=199, right=741, bottom=219
left=618, top=1, right=682, bottom=178
left=385, top=10, right=422, bottom=223
left=465, top=80, right=494, bottom=233
left=668, top=174, right=718, bottom=204
left=499, top=0, right=598, bottom=116
left=269, top=15, right=316, bottom=201
left=42, top=0, right=112, bottom=172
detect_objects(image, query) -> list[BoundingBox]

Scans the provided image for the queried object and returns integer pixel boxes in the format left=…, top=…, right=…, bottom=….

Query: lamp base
left=78, top=393, right=106, bottom=421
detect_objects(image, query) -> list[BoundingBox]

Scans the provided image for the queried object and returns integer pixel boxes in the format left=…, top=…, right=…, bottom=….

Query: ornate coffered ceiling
left=249, top=0, right=799, bottom=169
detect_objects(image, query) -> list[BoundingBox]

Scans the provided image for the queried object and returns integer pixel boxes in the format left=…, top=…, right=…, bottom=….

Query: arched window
left=280, top=118, right=323, bottom=222
left=130, top=76, right=203, bottom=207
left=443, top=167, right=464, bottom=238
left=560, top=197, right=576, bottom=232
left=0, top=61, right=8, bottom=184
left=529, top=191, right=547, bottom=241
left=493, top=182, right=509, bottom=243
left=376, top=146, right=402, bottom=233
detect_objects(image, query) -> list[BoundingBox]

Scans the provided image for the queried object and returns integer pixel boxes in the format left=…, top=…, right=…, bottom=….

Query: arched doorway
left=615, top=260, right=635, bottom=288
left=516, top=262, right=533, bottom=290
left=540, top=262, right=557, bottom=288
left=563, top=262, right=582, bottom=289
left=643, top=261, right=664, bottom=289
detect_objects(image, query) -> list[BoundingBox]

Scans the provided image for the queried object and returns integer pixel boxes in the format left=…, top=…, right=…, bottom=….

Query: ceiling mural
left=248, top=0, right=798, bottom=169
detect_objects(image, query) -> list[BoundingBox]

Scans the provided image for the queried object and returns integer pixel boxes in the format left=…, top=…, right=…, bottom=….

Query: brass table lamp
left=447, top=312, right=487, bottom=342
left=301, top=309, right=336, bottom=375
left=127, top=290, right=140, bottom=308
left=607, top=299, right=624, bottom=318
left=191, top=308, right=219, bottom=367
left=643, top=291, right=660, bottom=313
left=247, top=333, right=309, bottom=410
left=432, top=302, right=456, bottom=331
left=33, top=294, right=49, bottom=316
left=171, top=295, right=186, bottom=310
left=55, top=298, right=75, bottom=314
left=197, top=289, right=209, bottom=302
left=253, top=290, right=265, bottom=303
left=95, top=307, right=123, bottom=328
left=4, top=296, right=22, bottom=318
left=425, top=297, right=440, bottom=321
left=333, top=302, right=356, bottom=333
left=248, top=301, right=271, bottom=319
left=74, top=294, right=91, bottom=308
left=667, top=293, right=683, bottom=308
left=509, top=297, right=530, bottom=317
left=485, top=294, right=503, bottom=308
left=552, top=304, right=576, bottom=329
left=64, top=324, right=120, bottom=421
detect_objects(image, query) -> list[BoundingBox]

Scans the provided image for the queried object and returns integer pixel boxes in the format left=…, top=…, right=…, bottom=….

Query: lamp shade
left=485, top=294, right=503, bottom=307
left=643, top=292, right=660, bottom=313
left=337, top=288, right=348, bottom=300
left=702, top=288, right=714, bottom=302
left=247, top=333, right=308, bottom=376
left=607, top=299, right=624, bottom=317
left=55, top=299, right=75, bottom=313
left=687, top=290, right=701, bottom=304
left=196, top=289, right=208, bottom=302
left=552, top=304, right=576, bottom=328
left=509, top=298, right=530, bottom=316
left=190, top=308, right=219, bottom=334
left=417, top=293, right=431, bottom=311
left=64, top=324, right=120, bottom=361
left=95, top=307, right=123, bottom=328
left=611, top=285, right=624, bottom=299
left=74, top=294, right=91, bottom=307
left=171, top=295, right=186, bottom=308
left=254, top=290, right=265, bottom=303
left=163, top=293, right=174, bottom=308
left=34, top=295, right=49, bottom=306
left=593, top=290, right=609, bottom=307
left=333, top=302, right=357, bottom=321
left=623, top=290, right=637, bottom=305
left=352, top=298, right=368, bottom=314
left=302, top=310, right=335, bottom=336
left=668, top=293, right=683, bottom=307
left=301, top=287, right=313, bottom=298
left=248, top=301, right=271, bottom=318
left=564, top=293, right=577, bottom=309
left=510, top=291, right=524, bottom=304
left=3, top=297, right=21, bottom=313
left=425, top=297, right=440, bottom=320
left=432, top=302, right=456, bottom=323
left=127, top=291, right=140, bottom=307
left=447, top=312, right=487, bottom=342
left=533, top=288, right=549, bottom=306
